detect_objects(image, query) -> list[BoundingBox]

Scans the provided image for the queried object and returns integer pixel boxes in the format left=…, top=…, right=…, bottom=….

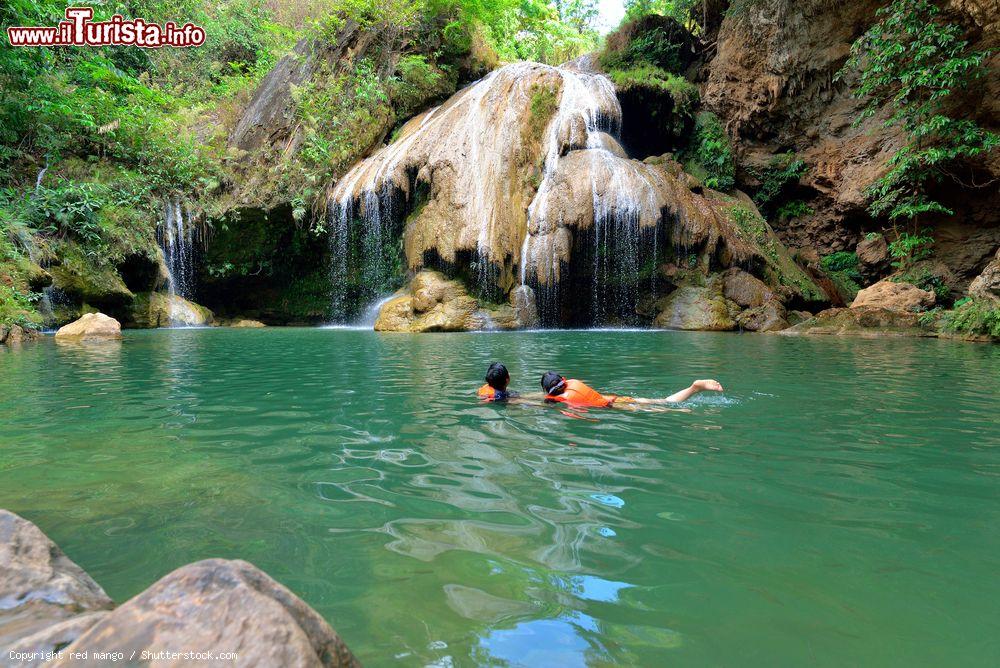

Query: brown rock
left=722, top=268, right=773, bottom=307
left=5, top=612, right=109, bottom=667
left=51, top=559, right=359, bottom=668
left=736, top=301, right=789, bottom=332
left=781, top=307, right=931, bottom=338
left=374, top=272, right=481, bottom=332
left=230, top=319, right=267, bottom=328
left=53, top=313, right=122, bottom=341
left=968, top=248, right=1000, bottom=305
left=856, top=234, right=888, bottom=271
left=653, top=285, right=737, bottom=331
left=0, top=510, right=113, bottom=648
left=851, top=280, right=935, bottom=312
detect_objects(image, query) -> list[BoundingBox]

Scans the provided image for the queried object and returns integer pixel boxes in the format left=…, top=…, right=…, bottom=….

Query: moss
left=0, top=284, right=42, bottom=329
left=607, top=65, right=699, bottom=115
left=527, top=83, right=561, bottom=143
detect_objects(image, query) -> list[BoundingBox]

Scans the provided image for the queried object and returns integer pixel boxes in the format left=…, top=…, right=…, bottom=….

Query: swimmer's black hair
left=485, top=362, right=510, bottom=390
left=541, top=371, right=564, bottom=394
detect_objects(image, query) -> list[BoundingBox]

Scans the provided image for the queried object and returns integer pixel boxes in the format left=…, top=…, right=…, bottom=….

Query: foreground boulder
left=0, top=510, right=113, bottom=652
left=50, top=559, right=359, bottom=668
left=53, top=313, right=121, bottom=342
left=736, top=300, right=789, bottom=332
left=851, top=280, right=934, bottom=312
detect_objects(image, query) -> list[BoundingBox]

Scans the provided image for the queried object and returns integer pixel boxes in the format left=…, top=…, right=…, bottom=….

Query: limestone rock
left=736, top=301, right=789, bottom=332
left=230, top=318, right=267, bottom=328
left=511, top=285, right=540, bottom=329
left=781, top=307, right=931, bottom=338
left=0, top=325, right=42, bottom=346
left=856, top=234, right=889, bottom=274
left=374, top=272, right=482, bottom=332
left=968, top=248, right=1000, bottom=305
left=851, top=280, right=934, bottom=312
left=5, top=612, right=109, bottom=667
left=654, top=285, right=737, bottom=331
left=53, top=313, right=122, bottom=341
left=130, top=293, right=214, bottom=328
left=0, top=510, right=113, bottom=649
left=51, top=559, right=359, bottom=668
left=722, top=268, right=773, bottom=307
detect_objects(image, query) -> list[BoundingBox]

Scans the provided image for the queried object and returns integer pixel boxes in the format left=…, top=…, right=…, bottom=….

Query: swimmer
left=540, top=372, right=723, bottom=409
left=477, top=362, right=519, bottom=402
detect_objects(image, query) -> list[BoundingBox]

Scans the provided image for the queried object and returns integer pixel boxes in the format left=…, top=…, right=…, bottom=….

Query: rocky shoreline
left=0, top=510, right=358, bottom=667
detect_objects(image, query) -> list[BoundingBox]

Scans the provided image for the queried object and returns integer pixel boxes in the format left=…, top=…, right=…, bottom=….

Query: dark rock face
left=50, top=559, right=359, bottom=668
left=0, top=510, right=113, bottom=651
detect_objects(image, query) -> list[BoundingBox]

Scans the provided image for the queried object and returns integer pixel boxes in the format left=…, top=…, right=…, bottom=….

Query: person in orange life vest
left=540, top=371, right=723, bottom=408
left=477, top=362, right=518, bottom=402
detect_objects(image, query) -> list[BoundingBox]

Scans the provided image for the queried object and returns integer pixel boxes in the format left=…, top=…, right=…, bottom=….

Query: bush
left=941, top=298, right=1000, bottom=338
left=888, top=230, right=934, bottom=270
left=751, top=153, right=807, bottom=217
left=684, top=112, right=735, bottom=191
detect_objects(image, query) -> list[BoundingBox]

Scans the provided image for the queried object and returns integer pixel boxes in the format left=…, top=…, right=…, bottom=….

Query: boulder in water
left=230, top=318, right=267, bottom=328
left=653, top=282, right=738, bottom=331
left=851, top=280, right=934, bottom=312
left=0, top=510, right=113, bottom=652
left=130, top=292, right=214, bottom=328
left=49, top=559, right=359, bottom=668
left=54, top=313, right=122, bottom=341
left=1, top=325, right=42, bottom=346
left=736, top=300, right=789, bottom=332
left=782, top=307, right=931, bottom=338
left=722, top=268, right=773, bottom=307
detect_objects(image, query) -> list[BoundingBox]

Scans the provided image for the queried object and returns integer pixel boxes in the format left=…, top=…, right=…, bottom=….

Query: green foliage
left=776, top=200, right=813, bottom=221
left=606, top=66, right=698, bottom=120
left=888, top=230, right=934, bottom=270
left=623, top=0, right=698, bottom=26
left=685, top=113, right=735, bottom=191
left=940, top=298, right=1000, bottom=338
left=729, top=205, right=767, bottom=242
left=839, top=0, right=999, bottom=221
left=751, top=153, right=807, bottom=217
left=0, top=285, right=42, bottom=330
left=865, top=231, right=882, bottom=241
left=821, top=252, right=862, bottom=301
left=893, top=266, right=950, bottom=302
left=601, top=25, right=685, bottom=74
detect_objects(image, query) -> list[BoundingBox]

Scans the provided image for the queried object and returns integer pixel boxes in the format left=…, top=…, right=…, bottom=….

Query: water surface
left=1, top=330, right=998, bottom=666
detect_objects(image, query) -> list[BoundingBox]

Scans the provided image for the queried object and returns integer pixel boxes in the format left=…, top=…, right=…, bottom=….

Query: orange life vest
left=547, top=379, right=612, bottom=408
left=478, top=384, right=496, bottom=400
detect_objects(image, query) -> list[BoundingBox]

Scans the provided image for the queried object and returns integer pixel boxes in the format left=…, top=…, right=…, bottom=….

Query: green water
left=1, top=329, right=998, bottom=666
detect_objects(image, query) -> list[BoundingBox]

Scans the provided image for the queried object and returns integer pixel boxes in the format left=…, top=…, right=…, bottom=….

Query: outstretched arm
left=661, top=379, right=724, bottom=403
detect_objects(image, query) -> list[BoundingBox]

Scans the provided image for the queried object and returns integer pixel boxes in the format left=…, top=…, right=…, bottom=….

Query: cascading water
left=158, top=198, right=198, bottom=326
left=328, top=61, right=672, bottom=328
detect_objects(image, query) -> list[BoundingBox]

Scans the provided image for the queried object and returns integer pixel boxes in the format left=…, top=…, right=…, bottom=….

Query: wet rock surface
left=782, top=307, right=931, bottom=338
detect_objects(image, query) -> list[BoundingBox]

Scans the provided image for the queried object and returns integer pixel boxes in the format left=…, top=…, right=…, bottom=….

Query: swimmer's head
left=485, top=362, right=510, bottom=390
left=541, top=371, right=566, bottom=395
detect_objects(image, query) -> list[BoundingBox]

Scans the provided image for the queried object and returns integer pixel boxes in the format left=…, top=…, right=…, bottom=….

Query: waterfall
left=327, top=185, right=400, bottom=321
left=158, top=198, right=198, bottom=325
left=328, top=61, right=670, bottom=328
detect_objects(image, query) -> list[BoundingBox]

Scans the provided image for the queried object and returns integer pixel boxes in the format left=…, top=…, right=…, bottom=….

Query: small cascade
left=158, top=198, right=199, bottom=326
left=327, top=185, right=402, bottom=322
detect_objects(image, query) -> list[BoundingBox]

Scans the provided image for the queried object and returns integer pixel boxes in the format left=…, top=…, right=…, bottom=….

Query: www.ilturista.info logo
left=7, top=7, right=205, bottom=48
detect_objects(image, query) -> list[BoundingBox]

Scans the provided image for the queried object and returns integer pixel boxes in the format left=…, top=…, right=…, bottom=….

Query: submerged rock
left=50, top=559, right=359, bottom=668
left=0, top=510, right=113, bottom=653
left=851, top=280, right=934, bottom=312
left=54, top=313, right=122, bottom=341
